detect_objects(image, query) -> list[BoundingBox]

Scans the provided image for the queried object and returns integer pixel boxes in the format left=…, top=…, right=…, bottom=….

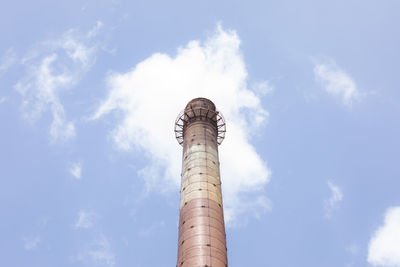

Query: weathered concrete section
left=175, top=98, right=227, bottom=267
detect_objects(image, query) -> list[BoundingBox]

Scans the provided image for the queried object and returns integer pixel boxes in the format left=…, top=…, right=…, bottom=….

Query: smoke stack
left=174, top=98, right=228, bottom=267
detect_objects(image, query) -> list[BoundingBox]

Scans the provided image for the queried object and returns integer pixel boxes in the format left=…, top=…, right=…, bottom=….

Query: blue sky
left=1, top=1, right=400, bottom=266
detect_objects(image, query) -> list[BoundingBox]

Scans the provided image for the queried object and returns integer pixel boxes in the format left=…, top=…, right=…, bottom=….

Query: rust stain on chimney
left=175, top=98, right=227, bottom=267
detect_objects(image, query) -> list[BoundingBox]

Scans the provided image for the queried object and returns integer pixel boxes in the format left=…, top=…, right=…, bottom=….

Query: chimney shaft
left=175, top=98, right=227, bottom=267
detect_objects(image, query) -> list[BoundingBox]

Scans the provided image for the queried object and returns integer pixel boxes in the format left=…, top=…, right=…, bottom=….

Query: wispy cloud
left=368, top=206, right=400, bottom=266
left=0, top=96, right=6, bottom=104
left=75, top=210, right=95, bottom=229
left=346, top=243, right=360, bottom=255
left=14, top=21, right=103, bottom=142
left=23, top=235, right=41, bottom=251
left=314, top=59, right=359, bottom=107
left=324, top=180, right=343, bottom=218
left=74, top=234, right=116, bottom=267
left=252, top=80, right=274, bottom=96
left=92, top=24, right=271, bottom=223
left=0, top=47, right=16, bottom=75
left=69, top=161, right=83, bottom=180
left=139, top=220, right=166, bottom=237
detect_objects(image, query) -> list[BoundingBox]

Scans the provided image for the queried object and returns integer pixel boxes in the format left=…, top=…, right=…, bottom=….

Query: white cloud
left=70, top=161, right=83, bottom=180
left=0, top=47, right=16, bottom=75
left=324, top=180, right=343, bottom=218
left=75, top=210, right=94, bottom=229
left=74, top=234, right=116, bottom=267
left=14, top=21, right=103, bottom=142
left=23, top=235, right=40, bottom=250
left=93, top=24, right=271, bottom=223
left=368, top=206, right=400, bottom=267
left=0, top=96, right=6, bottom=104
left=314, top=60, right=359, bottom=106
left=252, top=80, right=274, bottom=96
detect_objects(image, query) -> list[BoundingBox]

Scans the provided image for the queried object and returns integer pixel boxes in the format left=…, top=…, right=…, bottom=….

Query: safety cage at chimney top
left=174, top=107, right=226, bottom=146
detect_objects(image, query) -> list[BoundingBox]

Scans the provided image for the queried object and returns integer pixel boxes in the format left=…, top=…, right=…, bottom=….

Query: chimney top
left=185, top=97, right=216, bottom=112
